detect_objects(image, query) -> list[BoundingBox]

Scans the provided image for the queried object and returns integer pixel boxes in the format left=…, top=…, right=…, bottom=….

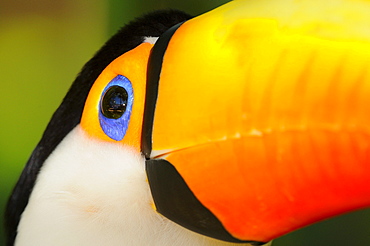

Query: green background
left=1, top=0, right=369, bottom=245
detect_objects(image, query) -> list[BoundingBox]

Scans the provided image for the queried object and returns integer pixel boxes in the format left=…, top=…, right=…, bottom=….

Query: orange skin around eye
left=80, top=43, right=153, bottom=150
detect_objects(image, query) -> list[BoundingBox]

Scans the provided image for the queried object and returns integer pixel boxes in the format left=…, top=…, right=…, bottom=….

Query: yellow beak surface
left=148, top=0, right=370, bottom=242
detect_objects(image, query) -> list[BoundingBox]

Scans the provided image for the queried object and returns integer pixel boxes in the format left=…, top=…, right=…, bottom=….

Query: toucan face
left=6, top=0, right=370, bottom=245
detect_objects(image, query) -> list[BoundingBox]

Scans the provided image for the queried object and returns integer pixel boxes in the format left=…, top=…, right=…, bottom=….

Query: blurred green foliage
left=0, top=0, right=369, bottom=245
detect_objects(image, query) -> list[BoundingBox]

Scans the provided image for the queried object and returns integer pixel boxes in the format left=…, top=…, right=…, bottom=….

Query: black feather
left=5, top=10, right=192, bottom=246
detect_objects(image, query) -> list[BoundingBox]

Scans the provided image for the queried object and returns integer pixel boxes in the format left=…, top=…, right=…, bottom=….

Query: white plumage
left=16, top=126, right=266, bottom=246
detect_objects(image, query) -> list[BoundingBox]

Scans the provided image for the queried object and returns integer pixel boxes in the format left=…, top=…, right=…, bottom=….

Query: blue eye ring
left=99, top=75, right=133, bottom=141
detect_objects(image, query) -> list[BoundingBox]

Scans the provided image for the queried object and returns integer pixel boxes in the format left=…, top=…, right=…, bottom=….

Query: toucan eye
left=101, top=86, right=128, bottom=119
left=99, top=75, right=133, bottom=141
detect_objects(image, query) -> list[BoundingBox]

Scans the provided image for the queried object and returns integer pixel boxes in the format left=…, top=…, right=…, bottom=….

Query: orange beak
left=144, top=0, right=370, bottom=243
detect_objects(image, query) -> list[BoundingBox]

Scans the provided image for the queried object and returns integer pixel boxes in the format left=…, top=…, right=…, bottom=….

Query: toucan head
left=7, top=0, right=370, bottom=245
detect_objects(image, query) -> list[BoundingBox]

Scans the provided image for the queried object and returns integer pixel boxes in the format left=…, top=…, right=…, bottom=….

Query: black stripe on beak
left=141, top=21, right=265, bottom=245
left=141, top=22, right=184, bottom=159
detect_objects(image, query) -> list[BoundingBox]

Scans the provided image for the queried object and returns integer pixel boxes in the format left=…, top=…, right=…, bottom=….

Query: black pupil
left=101, top=85, right=128, bottom=119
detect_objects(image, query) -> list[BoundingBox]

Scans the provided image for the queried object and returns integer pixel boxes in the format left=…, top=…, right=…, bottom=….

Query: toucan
left=5, top=0, right=370, bottom=245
